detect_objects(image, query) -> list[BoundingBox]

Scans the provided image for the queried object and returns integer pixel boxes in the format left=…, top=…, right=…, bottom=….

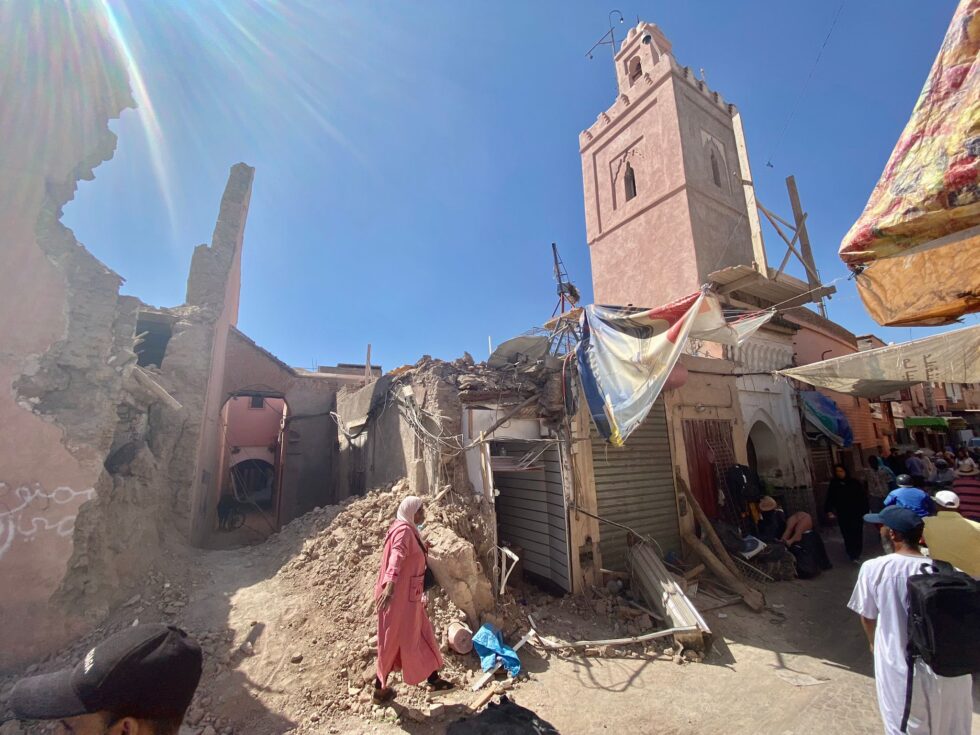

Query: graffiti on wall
left=0, top=483, right=95, bottom=561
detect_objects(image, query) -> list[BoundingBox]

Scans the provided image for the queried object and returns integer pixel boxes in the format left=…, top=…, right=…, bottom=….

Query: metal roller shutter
left=493, top=442, right=571, bottom=591
left=591, top=399, right=680, bottom=570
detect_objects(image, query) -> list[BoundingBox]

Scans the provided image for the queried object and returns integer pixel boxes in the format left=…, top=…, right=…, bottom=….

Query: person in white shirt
left=848, top=505, right=973, bottom=734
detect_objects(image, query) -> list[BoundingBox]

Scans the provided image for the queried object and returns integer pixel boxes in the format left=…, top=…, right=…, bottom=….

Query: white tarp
left=777, top=325, right=980, bottom=398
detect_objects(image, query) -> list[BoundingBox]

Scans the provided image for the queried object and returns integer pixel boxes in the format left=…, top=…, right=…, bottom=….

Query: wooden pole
left=785, top=175, right=826, bottom=317
left=675, top=474, right=764, bottom=611
left=676, top=475, right=739, bottom=577
left=685, top=533, right=765, bottom=612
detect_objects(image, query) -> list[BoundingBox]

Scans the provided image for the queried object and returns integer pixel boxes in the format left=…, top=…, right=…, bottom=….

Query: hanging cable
left=764, top=0, right=847, bottom=169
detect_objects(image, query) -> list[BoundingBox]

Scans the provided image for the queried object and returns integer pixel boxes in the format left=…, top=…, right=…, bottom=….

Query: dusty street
left=3, top=496, right=978, bottom=735
left=167, top=525, right=975, bottom=735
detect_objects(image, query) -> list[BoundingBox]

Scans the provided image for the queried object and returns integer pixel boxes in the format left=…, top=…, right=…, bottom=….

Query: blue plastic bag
left=471, top=623, right=521, bottom=677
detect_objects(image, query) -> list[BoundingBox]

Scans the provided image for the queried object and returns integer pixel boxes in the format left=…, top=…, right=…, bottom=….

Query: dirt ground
left=4, top=514, right=978, bottom=735
left=174, top=521, right=977, bottom=735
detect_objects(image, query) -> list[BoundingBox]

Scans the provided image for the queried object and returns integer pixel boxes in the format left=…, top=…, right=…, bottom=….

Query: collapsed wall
left=0, top=2, right=135, bottom=669
left=0, top=1, right=257, bottom=670
left=335, top=350, right=566, bottom=611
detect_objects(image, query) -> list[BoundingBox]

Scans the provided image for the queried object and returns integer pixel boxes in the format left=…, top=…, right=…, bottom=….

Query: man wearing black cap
left=7, top=624, right=202, bottom=734
left=848, top=506, right=972, bottom=734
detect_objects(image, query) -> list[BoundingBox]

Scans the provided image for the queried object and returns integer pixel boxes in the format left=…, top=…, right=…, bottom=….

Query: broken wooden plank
left=469, top=688, right=497, bottom=712
left=530, top=624, right=700, bottom=651
left=676, top=475, right=740, bottom=578
left=684, top=533, right=765, bottom=612
left=683, top=563, right=706, bottom=581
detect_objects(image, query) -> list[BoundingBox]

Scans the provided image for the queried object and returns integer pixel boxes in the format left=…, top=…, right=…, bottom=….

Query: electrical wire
left=765, top=0, right=848, bottom=169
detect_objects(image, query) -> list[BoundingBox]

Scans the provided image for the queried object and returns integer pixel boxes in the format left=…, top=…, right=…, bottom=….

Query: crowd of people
left=841, top=444, right=980, bottom=734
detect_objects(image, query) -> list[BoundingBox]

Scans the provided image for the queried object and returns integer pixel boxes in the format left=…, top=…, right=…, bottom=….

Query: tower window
left=624, top=162, right=637, bottom=201
left=710, top=149, right=722, bottom=188
left=628, top=57, right=642, bottom=85
left=249, top=395, right=265, bottom=410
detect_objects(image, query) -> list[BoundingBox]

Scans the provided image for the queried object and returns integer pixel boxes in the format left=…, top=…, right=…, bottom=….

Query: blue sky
left=65, top=0, right=967, bottom=371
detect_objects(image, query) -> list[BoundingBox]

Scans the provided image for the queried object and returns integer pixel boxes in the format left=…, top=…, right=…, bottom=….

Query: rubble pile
left=265, top=480, right=492, bottom=716
left=398, top=352, right=564, bottom=423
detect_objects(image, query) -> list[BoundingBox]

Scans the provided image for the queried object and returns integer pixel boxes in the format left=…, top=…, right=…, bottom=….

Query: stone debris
left=1, top=471, right=700, bottom=734
left=258, top=479, right=492, bottom=718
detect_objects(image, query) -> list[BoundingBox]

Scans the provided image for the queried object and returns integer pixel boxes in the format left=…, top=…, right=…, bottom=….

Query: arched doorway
left=747, top=420, right=781, bottom=481
left=212, top=393, right=288, bottom=547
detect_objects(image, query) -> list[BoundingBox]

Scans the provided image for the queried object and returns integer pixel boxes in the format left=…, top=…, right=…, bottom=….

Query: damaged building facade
left=0, top=5, right=353, bottom=670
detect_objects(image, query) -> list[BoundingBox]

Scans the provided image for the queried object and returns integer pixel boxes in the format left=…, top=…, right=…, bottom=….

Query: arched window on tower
left=710, top=149, right=722, bottom=188
left=628, top=57, right=642, bottom=85
left=624, top=162, right=637, bottom=201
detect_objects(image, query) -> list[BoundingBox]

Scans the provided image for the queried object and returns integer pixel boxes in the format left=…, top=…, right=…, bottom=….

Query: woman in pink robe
left=373, top=496, right=450, bottom=704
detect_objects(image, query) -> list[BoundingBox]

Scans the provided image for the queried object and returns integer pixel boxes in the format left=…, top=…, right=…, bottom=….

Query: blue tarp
left=471, top=623, right=521, bottom=677
left=801, top=391, right=853, bottom=447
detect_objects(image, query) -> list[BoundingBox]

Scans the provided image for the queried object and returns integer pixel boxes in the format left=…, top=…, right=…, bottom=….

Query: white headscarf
left=395, top=496, right=423, bottom=526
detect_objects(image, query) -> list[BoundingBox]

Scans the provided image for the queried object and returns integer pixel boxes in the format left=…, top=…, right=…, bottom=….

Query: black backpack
left=900, top=560, right=980, bottom=732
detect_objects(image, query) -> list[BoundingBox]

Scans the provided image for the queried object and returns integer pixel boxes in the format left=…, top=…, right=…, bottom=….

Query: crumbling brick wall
left=0, top=0, right=259, bottom=669
left=0, top=2, right=136, bottom=670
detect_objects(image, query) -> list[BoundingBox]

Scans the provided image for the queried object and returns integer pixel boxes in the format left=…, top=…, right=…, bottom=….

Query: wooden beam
left=676, top=475, right=739, bottom=578
left=531, top=624, right=700, bottom=652
left=683, top=563, right=706, bottom=580
left=732, top=110, right=768, bottom=273
left=774, top=212, right=808, bottom=278
left=786, top=176, right=821, bottom=289
left=759, top=207, right=821, bottom=284
left=757, top=201, right=796, bottom=230
left=716, top=272, right=762, bottom=295
left=770, top=285, right=837, bottom=311
left=684, top=532, right=765, bottom=612
left=786, top=175, right=826, bottom=317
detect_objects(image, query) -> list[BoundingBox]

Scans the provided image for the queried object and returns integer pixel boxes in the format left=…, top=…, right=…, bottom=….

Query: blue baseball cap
left=863, top=505, right=923, bottom=535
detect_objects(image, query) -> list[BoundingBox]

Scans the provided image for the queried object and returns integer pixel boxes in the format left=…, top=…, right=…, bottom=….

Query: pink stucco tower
left=581, top=22, right=767, bottom=308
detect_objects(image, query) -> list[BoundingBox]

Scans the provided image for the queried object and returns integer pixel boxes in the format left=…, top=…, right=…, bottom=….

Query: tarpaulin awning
left=801, top=391, right=853, bottom=447
left=777, top=324, right=980, bottom=398
left=839, top=0, right=980, bottom=326
left=903, top=416, right=949, bottom=428
left=577, top=290, right=773, bottom=446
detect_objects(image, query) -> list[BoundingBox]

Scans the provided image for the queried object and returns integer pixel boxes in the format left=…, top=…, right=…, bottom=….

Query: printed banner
left=577, top=291, right=772, bottom=446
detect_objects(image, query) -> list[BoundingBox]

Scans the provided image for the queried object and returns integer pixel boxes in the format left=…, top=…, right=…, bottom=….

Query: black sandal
left=373, top=677, right=396, bottom=705
left=426, top=674, right=454, bottom=692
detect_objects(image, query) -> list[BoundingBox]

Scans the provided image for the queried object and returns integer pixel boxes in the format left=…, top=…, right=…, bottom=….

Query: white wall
left=461, top=407, right=546, bottom=497
left=733, top=332, right=811, bottom=488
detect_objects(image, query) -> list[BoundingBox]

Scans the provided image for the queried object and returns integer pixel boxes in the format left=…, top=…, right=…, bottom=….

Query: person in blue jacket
left=883, top=474, right=935, bottom=518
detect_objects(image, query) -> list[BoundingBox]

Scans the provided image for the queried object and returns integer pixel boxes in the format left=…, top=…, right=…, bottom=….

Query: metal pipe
left=532, top=625, right=700, bottom=651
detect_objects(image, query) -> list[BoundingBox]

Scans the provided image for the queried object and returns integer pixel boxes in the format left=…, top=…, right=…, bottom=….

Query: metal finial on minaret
left=585, top=10, right=625, bottom=61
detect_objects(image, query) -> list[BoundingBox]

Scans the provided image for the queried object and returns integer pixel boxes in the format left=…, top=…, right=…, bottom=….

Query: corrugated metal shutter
left=493, top=442, right=571, bottom=591
left=591, top=399, right=679, bottom=570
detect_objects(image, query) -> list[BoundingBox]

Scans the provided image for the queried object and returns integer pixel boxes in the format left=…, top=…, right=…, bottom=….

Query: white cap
left=934, top=490, right=960, bottom=509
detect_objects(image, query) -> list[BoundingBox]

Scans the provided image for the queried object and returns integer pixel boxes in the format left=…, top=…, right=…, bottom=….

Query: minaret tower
left=580, top=22, right=767, bottom=307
